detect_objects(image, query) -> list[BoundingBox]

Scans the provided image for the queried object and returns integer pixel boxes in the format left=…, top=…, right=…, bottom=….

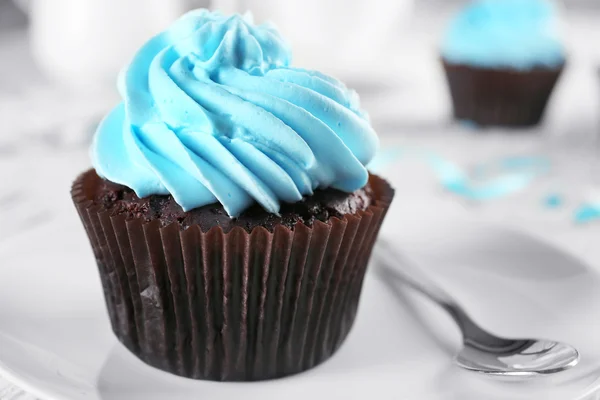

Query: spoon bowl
left=374, top=239, right=580, bottom=376
left=456, top=340, right=580, bottom=377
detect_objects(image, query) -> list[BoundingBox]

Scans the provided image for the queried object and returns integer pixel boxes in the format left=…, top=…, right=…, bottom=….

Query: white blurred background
left=1, top=1, right=600, bottom=398
left=0, top=0, right=599, bottom=145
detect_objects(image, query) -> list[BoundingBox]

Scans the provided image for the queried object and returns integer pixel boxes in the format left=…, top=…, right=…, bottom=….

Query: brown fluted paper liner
left=71, top=171, right=394, bottom=381
left=443, top=60, right=564, bottom=127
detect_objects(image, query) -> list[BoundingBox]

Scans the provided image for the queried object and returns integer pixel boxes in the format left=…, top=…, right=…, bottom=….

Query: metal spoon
left=374, top=239, right=580, bottom=376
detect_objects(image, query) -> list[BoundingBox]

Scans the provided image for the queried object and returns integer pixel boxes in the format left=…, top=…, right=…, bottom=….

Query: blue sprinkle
left=544, top=194, right=563, bottom=208
left=426, top=154, right=549, bottom=201
left=367, top=146, right=549, bottom=202
left=574, top=204, right=600, bottom=224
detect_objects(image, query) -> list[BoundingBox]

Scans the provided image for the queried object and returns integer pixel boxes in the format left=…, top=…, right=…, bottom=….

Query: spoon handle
left=374, top=239, right=458, bottom=310
left=373, top=239, right=524, bottom=351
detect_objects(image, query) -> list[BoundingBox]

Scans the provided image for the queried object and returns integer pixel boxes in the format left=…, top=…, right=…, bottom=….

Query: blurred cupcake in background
left=441, top=0, right=566, bottom=127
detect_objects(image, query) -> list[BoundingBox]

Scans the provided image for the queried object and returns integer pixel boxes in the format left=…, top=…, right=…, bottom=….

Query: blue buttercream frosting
left=441, top=0, right=566, bottom=70
left=92, top=10, right=378, bottom=217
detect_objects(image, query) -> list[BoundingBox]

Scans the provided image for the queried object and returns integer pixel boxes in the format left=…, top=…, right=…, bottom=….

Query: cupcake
left=441, top=0, right=566, bottom=127
left=71, top=10, right=394, bottom=381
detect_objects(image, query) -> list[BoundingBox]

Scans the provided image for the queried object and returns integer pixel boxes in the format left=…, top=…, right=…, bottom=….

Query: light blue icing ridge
left=441, top=0, right=566, bottom=70
left=92, top=10, right=378, bottom=216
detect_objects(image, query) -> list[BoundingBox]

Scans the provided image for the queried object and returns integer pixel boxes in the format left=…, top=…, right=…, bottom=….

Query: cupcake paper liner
left=442, top=60, right=564, bottom=127
left=71, top=172, right=394, bottom=381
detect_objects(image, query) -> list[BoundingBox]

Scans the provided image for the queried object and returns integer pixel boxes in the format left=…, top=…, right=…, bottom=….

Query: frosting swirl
left=441, top=0, right=565, bottom=70
left=92, top=10, right=378, bottom=217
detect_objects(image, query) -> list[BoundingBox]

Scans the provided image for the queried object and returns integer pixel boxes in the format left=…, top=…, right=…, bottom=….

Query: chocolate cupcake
left=441, top=0, right=566, bottom=127
left=71, top=10, right=394, bottom=381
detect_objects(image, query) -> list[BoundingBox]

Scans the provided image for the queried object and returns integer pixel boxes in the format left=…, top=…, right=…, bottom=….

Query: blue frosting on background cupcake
left=441, top=0, right=566, bottom=70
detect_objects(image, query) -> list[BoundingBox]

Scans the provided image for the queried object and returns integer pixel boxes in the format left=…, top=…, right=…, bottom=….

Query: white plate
left=1, top=193, right=600, bottom=400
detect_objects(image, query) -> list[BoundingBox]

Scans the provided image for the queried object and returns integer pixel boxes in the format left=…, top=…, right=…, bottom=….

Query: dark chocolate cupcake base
left=71, top=170, right=394, bottom=381
left=443, top=60, right=564, bottom=127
